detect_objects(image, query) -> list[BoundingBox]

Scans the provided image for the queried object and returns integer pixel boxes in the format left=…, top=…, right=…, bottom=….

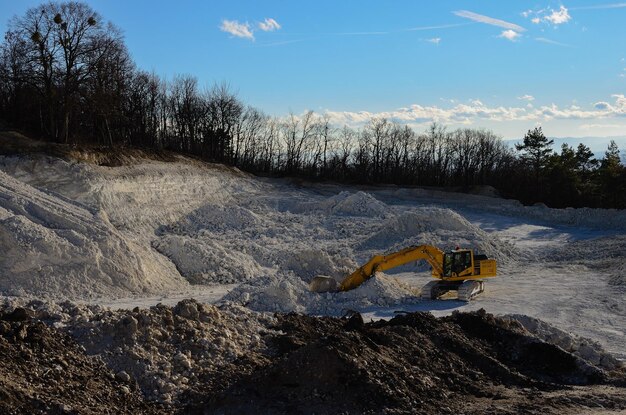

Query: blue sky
left=1, top=0, right=625, bottom=140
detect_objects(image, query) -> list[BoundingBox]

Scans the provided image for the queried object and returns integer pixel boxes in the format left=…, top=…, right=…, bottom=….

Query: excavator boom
left=309, top=244, right=497, bottom=301
left=339, top=245, right=445, bottom=291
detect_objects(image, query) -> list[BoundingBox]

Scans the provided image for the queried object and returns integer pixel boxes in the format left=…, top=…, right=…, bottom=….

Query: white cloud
left=544, top=6, right=571, bottom=24
left=453, top=10, right=526, bottom=32
left=535, top=37, right=572, bottom=47
left=571, top=2, right=626, bottom=10
left=323, top=95, right=626, bottom=128
left=518, top=95, right=535, bottom=101
left=613, top=93, right=626, bottom=107
left=257, top=39, right=307, bottom=47
left=336, top=31, right=388, bottom=36
left=220, top=20, right=254, bottom=40
left=580, top=123, right=626, bottom=130
left=499, top=30, right=521, bottom=41
left=258, top=18, right=281, bottom=32
left=427, top=37, right=441, bottom=45
left=406, top=23, right=468, bottom=31
left=524, top=6, right=572, bottom=26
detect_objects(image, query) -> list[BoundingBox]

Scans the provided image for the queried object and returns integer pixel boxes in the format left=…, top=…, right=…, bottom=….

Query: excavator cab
left=442, top=250, right=473, bottom=278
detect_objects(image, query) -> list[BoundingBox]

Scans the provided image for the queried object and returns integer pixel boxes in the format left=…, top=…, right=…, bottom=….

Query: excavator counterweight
left=309, top=245, right=497, bottom=301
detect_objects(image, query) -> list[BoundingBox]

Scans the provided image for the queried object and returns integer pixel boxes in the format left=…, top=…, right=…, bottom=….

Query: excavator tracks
left=420, top=280, right=441, bottom=300
left=457, top=280, right=485, bottom=302
left=421, top=280, right=485, bottom=301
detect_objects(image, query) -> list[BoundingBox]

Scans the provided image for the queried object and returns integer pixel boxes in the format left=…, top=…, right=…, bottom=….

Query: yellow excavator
left=309, top=245, right=497, bottom=301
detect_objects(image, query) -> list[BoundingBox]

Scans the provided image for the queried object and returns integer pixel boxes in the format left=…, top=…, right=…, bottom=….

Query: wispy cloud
left=453, top=10, right=526, bottom=32
left=405, top=23, right=470, bottom=32
left=323, top=95, right=626, bottom=128
left=220, top=20, right=254, bottom=40
left=518, top=95, right=535, bottom=101
left=544, top=6, right=571, bottom=24
left=246, top=20, right=467, bottom=46
left=499, top=30, right=521, bottom=41
left=570, top=2, right=626, bottom=10
left=334, top=31, right=389, bottom=36
left=580, top=123, right=626, bottom=130
left=258, top=18, right=281, bottom=32
left=521, top=9, right=534, bottom=18
left=256, top=38, right=310, bottom=47
left=535, top=37, right=573, bottom=47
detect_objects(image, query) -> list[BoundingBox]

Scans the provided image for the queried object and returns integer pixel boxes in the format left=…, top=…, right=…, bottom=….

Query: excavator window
left=443, top=251, right=472, bottom=277
left=443, top=254, right=453, bottom=277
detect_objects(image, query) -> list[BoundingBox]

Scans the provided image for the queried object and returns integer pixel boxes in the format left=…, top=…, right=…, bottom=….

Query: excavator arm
left=309, top=243, right=496, bottom=301
left=338, top=245, right=445, bottom=291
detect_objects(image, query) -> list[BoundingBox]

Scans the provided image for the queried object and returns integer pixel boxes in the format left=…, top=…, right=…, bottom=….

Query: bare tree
left=5, top=2, right=122, bottom=143
left=282, top=111, right=315, bottom=174
left=203, top=82, right=243, bottom=161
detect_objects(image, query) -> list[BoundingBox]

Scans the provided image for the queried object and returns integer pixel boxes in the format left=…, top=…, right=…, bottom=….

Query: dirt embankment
left=207, top=310, right=626, bottom=415
left=0, top=130, right=178, bottom=166
left=1, top=303, right=625, bottom=414
left=0, top=308, right=166, bottom=415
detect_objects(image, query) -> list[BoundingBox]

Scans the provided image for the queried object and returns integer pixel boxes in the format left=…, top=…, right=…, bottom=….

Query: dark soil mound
left=1, top=303, right=624, bottom=415
left=205, top=310, right=626, bottom=415
left=0, top=309, right=165, bottom=415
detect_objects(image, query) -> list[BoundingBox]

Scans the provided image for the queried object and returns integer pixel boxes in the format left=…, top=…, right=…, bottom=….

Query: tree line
left=1, top=2, right=624, bottom=208
left=511, top=127, right=626, bottom=208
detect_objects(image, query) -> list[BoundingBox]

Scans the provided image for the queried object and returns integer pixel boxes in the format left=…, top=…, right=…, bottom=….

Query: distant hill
left=505, top=136, right=626, bottom=162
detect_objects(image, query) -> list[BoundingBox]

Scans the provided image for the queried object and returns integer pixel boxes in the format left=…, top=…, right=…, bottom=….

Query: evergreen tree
left=575, top=143, right=598, bottom=175
left=515, top=127, right=554, bottom=196
left=597, top=140, right=626, bottom=208
left=545, top=144, right=579, bottom=207
left=574, top=143, right=599, bottom=206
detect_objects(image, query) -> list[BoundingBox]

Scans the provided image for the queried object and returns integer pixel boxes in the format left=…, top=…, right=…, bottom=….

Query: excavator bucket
left=309, top=276, right=338, bottom=293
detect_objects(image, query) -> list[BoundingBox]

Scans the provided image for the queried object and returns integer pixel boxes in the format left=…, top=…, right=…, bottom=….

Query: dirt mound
left=0, top=309, right=163, bottom=414
left=159, top=203, right=262, bottom=235
left=358, top=207, right=517, bottom=263
left=0, top=298, right=275, bottom=406
left=0, top=130, right=179, bottom=166
left=206, top=310, right=626, bottom=415
left=291, top=191, right=389, bottom=217
left=504, top=314, right=622, bottom=371
left=328, top=191, right=388, bottom=216
left=1, top=301, right=624, bottom=414
left=0, top=170, right=186, bottom=299
left=153, top=236, right=265, bottom=284
left=223, top=273, right=421, bottom=314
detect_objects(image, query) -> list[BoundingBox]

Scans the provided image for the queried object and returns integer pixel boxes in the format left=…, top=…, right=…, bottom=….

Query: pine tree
left=575, top=143, right=598, bottom=173
left=598, top=140, right=626, bottom=208
left=515, top=127, right=554, bottom=194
